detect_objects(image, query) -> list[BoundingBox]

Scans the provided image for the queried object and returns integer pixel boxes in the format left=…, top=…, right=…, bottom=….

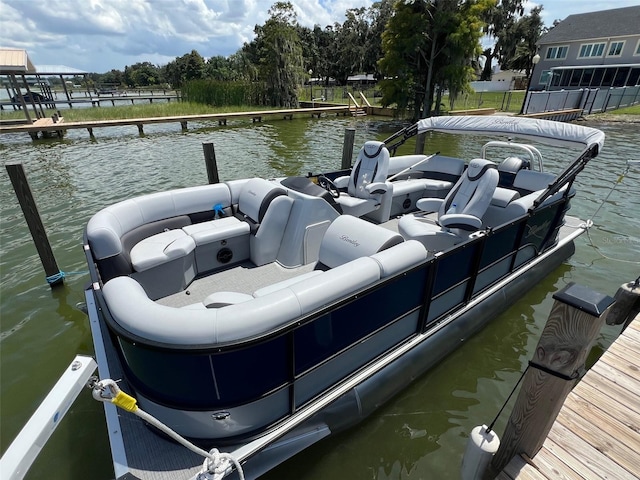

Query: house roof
left=0, top=49, right=86, bottom=75
left=539, top=5, right=640, bottom=45
left=0, top=48, right=36, bottom=74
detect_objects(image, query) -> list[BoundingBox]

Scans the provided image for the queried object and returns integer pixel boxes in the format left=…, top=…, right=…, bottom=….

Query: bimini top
left=416, top=116, right=605, bottom=154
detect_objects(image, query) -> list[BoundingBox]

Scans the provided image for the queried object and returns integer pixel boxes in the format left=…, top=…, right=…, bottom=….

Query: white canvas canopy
left=416, top=116, right=605, bottom=154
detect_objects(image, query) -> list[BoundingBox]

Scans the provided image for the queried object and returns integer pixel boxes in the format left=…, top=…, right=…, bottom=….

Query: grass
left=0, top=102, right=277, bottom=122
left=2, top=90, right=638, bottom=123
left=610, top=104, right=640, bottom=114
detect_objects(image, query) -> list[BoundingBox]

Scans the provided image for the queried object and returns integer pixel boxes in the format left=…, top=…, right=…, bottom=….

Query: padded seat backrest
left=237, top=178, right=287, bottom=225
left=439, top=158, right=499, bottom=220
left=348, top=141, right=390, bottom=199
left=317, top=215, right=404, bottom=269
left=512, top=170, right=556, bottom=196
left=419, top=155, right=466, bottom=182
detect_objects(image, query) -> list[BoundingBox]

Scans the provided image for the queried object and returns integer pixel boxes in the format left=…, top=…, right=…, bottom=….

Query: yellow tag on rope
left=112, top=390, right=138, bottom=412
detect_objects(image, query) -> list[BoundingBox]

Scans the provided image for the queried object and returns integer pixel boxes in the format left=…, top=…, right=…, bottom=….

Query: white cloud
left=2, top=0, right=638, bottom=73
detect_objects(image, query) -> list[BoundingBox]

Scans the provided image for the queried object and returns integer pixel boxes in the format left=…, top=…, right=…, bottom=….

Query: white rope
left=581, top=162, right=640, bottom=265
left=91, top=379, right=244, bottom=480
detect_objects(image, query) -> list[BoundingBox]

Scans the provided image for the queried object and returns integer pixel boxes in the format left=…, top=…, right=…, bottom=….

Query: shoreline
left=583, top=112, right=640, bottom=123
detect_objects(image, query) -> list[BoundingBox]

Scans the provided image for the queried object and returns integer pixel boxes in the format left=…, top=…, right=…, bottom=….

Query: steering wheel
left=317, top=175, right=341, bottom=198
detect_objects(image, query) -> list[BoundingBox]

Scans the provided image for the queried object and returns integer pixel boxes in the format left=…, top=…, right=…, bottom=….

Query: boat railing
left=534, top=144, right=598, bottom=209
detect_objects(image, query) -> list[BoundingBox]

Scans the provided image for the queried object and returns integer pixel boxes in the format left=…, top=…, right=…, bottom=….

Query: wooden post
left=341, top=128, right=356, bottom=170
left=202, top=142, right=220, bottom=184
left=6, top=164, right=64, bottom=287
left=488, top=282, right=614, bottom=476
left=414, top=132, right=426, bottom=155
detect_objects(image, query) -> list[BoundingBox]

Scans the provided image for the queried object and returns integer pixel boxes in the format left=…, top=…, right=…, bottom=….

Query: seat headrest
left=499, top=156, right=530, bottom=174
left=361, top=141, right=387, bottom=159
left=238, top=178, right=286, bottom=223
left=466, top=158, right=497, bottom=181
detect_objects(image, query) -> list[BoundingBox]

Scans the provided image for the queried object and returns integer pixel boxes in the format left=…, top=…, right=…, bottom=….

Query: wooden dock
left=499, top=314, right=640, bottom=480
left=0, top=106, right=352, bottom=139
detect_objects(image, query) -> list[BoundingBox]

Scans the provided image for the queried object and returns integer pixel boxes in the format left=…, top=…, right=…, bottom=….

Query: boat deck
left=499, top=314, right=640, bottom=479
left=158, top=216, right=402, bottom=308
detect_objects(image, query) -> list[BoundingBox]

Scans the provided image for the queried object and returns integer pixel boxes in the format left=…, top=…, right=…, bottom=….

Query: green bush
left=182, top=80, right=267, bottom=107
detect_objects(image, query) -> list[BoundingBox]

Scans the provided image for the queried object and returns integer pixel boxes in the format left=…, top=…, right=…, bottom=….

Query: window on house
left=546, top=46, right=568, bottom=60
left=578, top=43, right=606, bottom=58
left=607, top=41, right=624, bottom=57
left=569, top=69, right=582, bottom=87
left=591, top=69, right=605, bottom=87
left=539, top=70, right=552, bottom=86
left=581, top=69, right=594, bottom=87
left=601, top=68, right=616, bottom=86
left=635, top=40, right=640, bottom=56
left=613, top=67, right=630, bottom=87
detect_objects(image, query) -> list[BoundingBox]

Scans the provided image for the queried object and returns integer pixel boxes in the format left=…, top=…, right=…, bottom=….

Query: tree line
left=83, top=1, right=546, bottom=119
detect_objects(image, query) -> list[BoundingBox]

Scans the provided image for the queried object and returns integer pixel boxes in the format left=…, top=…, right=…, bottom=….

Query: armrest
left=333, top=176, right=349, bottom=189
left=365, top=182, right=389, bottom=195
left=416, top=198, right=443, bottom=213
left=439, top=213, right=482, bottom=231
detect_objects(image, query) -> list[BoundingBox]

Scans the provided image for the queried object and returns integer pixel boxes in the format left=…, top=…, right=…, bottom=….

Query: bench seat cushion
left=182, top=217, right=250, bottom=245
left=130, top=230, right=196, bottom=272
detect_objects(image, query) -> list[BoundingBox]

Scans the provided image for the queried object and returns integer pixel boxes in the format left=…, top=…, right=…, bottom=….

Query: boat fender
left=460, top=424, right=500, bottom=480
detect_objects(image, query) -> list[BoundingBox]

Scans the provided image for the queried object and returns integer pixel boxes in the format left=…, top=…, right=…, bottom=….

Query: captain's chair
left=334, top=141, right=392, bottom=219
left=398, top=158, right=499, bottom=252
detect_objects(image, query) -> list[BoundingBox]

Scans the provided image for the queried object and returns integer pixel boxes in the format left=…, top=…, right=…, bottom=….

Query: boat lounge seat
left=316, top=214, right=404, bottom=269
left=235, top=178, right=294, bottom=266
left=398, top=158, right=499, bottom=252
left=333, top=141, right=393, bottom=220
left=182, top=216, right=251, bottom=273
left=130, top=229, right=196, bottom=272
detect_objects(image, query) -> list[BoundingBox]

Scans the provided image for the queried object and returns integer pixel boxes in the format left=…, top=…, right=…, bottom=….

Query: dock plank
left=561, top=398, right=640, bottom=475
left=547, top=422, right=634, bottom=479
left=572, top=378, right=640, bottom=435
left=527, top=445, right=583, bottom=480
left=501, top=316, right=640, bottom=480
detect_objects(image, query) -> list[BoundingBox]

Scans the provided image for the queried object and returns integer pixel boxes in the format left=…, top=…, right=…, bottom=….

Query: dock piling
left=203, top=142, right=220, bottom=184
left=6, top=164, right=64, bottom=288
left=414, top=132, right=426, bottom=154
left=488, top=282, right=615, bottom=476
left=341, top=128, right=356, bottom=170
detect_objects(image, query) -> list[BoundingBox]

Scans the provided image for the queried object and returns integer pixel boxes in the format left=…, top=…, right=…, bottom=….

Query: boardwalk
left=499, top=315, right=640, bottom=480
left=0, top=106, right=353, bottom=139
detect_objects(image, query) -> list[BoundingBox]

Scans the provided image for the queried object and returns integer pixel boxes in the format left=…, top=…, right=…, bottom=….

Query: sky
left=1, top=0, right=640, bottom=74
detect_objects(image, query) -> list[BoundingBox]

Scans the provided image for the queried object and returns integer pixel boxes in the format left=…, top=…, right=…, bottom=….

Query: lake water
left=0, top=115, right=638, bottom=480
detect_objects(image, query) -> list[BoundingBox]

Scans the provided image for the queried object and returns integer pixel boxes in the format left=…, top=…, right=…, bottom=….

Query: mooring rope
left=45, top=270, right=89, bottom=284
left=90, top=378, right=245, bottom=480
left=582, top=161, right=640, bottom=265
left=485, top=365, right=529, bottom=434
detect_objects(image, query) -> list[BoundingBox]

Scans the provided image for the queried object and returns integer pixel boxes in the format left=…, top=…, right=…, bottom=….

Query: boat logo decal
left=340, top=235, right=360, bottom=247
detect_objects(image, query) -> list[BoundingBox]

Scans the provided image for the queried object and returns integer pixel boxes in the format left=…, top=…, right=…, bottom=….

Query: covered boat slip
left=82, top=116, right=605, bottom=479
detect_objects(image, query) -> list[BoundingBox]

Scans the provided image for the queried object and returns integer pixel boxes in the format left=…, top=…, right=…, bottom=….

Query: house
left=532, top=5, right=640, bottom=91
